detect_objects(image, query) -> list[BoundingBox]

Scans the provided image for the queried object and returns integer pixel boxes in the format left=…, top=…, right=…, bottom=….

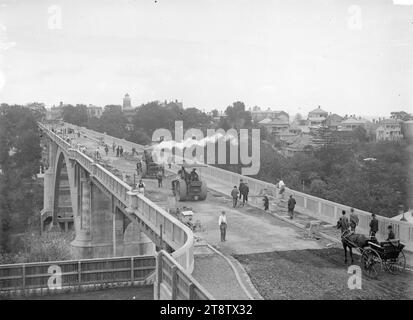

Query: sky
left=0, top=0, right=412, bottom=117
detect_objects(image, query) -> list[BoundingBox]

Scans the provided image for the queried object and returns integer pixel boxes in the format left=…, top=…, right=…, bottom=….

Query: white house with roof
left=339, top=117, right=369, bottom=131
left=375, top=118, right=403, bottom=141
left=307, top=106, right=328, bottom=127
left=258, top=117, right=289, bottom=135
left=251, top=106, right=289, bottom=123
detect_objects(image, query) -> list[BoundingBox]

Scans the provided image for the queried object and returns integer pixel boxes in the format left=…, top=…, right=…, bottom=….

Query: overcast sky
left=0, top=0, right=412, bottom=117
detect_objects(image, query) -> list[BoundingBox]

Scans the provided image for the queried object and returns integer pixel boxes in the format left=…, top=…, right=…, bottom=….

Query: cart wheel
left=386, top=251, right=406, bottom=275
left=361, top=248, right=382, bottom=279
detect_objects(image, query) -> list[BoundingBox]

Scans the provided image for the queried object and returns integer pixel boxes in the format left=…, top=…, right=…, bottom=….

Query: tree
left=224, top=101, right=252, bottom=129
left=0, top=105, right=41, bottom=252
left=390, top=111, right=413, bottom=121
left=62, top=104, right=88, bottom=126
left=99, top=106, right=128, bottom=138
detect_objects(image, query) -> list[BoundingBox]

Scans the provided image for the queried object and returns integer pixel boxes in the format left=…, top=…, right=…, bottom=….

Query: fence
left=155, top=250, right=214, bottom=300
left=0, top=255, right=155, bottom=293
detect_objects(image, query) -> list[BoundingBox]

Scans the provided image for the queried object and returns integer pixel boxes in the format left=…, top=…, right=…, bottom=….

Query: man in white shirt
left=218, top=211, right=227, bottom=242
left=137, top=179, right=145, bottom=195
left=278, top=179, right=285, bottom=197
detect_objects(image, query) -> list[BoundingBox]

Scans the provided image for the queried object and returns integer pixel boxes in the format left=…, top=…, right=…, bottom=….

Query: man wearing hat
left=369, top=213, right=379, bottom=237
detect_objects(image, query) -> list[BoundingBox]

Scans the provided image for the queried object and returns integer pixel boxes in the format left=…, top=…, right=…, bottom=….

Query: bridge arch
left=52, top=149, right=76, bottom=231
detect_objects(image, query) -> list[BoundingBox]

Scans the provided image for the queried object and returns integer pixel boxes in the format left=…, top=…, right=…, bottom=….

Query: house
left=375, top=118, right=403, bottom=141
left=402, top=120, right=413, bottom=142
left=251, top=106, right=289, bottom=123
left=325, top=113, right=343, bottom=130
left=339, top=117, right=369, bottom=131
left=258, top=117, right=290, bottom=136
left=307, top=106, right=328, bottom=127
left=282, top=134, right=315, bottom=157
left=289, top=119, right=310, bottom=134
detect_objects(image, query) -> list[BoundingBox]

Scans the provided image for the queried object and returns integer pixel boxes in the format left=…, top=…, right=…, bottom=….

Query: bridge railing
left=0, top=255, right=155, bottom=293
left=196, top=163, right=413, bottom=247
left=156, top=250, right=214, bottom=300
left=39, top=122, right=195, bottom=274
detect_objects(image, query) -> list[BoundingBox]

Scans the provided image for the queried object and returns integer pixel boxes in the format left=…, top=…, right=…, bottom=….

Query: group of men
left=230, top=179, right=250, bottom=208
left=178, top=166, right=199, bottom=188
left=115, top=145, right=124, bottom=157
left=338, top=209, right=395, bottom=241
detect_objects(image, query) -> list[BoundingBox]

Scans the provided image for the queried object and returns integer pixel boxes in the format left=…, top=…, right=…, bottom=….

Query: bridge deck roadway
left=59, top=127, right=413, bottom=300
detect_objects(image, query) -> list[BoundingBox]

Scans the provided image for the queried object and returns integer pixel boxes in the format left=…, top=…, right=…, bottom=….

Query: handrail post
left=160, top=224, right=163, bottom=250
left=171, top=265, right=178, bottom=300
left=188, top=282, right=195, bottom=300
left=78, top=261, right=81, bottom=289
left=130, top=257, right=134, bottom=285
left=22, top=264, right=26, bottom=293
left=157, top=252, right=163, bottom=300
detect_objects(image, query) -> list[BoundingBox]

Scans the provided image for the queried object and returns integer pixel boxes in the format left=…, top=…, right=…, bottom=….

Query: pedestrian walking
left=337, top=210, right=350, bottom=233
left=156, top=170, right=163, bottom=188
left=242, top=182, right=249, bottom=206
left=104, top=145, right=109, bottom=156
left=231, top=186, right=239, bottom=208
left=238, top=179, right=245, bottom=200
left=136, top=161, right=141, bottom=175
left=263, top=196, right=269, bottom=211
left=288, top=194, right=296, bottom=219
left=369, top=213, right=378, bottom=238
left=112, top=142, right=116, bottom=153
left=219, top=211, right=227, bottom=242
left=349, top=207, right=359, bottom=233
left=116, top=146, right=120, bottom=157
left=120, top=146, right=124, bottom=157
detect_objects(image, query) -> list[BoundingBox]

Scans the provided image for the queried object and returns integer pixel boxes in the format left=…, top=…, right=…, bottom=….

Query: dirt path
left=234, top=249, right=413, bottom=300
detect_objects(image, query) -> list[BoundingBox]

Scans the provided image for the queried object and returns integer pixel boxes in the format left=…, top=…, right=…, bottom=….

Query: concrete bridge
left=38, top=123, right=201, bottom=299
left=38, top=121, right=413, bottom=299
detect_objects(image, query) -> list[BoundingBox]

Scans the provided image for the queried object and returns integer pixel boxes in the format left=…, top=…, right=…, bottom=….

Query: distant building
left=258, top=117, right=289, bottom=136
left=402, top=120, right=413, bottom=142
left=282, top=134, right=315, bottom=157
left=289, top=119, right=310, bottom=135
left=251, top=106, right=289, bottom=123
left=339, top=117, right=368, bottom=131
left=123, top=93, right=132, bottom=111
left=307, top=106, right=328, bottom=127
left=87, top=104, right=103, bottom=119
left=375, top=118, right=403, bottom=141
left=160, top=99, right=184, bottom=110
left=325, top=113, right=343, bottom=130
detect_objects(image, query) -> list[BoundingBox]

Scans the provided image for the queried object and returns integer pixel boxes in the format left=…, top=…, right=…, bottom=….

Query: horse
left=337, top=220, right=369, bottom=264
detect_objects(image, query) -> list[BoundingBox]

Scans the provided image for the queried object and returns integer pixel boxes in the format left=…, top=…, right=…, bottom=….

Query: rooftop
left=308, top=106, right=328, bottom=115
left=259, top=118, right=289, bottom=125
left=341, top=117, right=368, bottom=124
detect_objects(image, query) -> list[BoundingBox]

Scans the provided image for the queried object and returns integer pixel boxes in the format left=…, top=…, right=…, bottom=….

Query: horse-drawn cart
left=341, top=230, right=406, bottom=279
left=360, top=239, right=406, bottom=279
